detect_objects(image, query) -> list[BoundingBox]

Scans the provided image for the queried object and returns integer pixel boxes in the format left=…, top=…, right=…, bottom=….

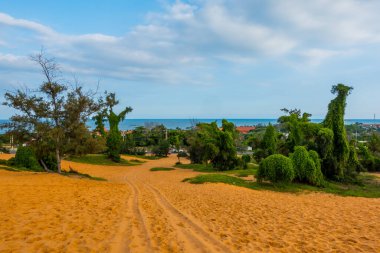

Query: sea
left=1, top=118, right=380, bottom=132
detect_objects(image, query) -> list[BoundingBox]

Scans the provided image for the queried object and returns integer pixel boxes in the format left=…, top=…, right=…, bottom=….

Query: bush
left=308, top=150, right=325, bottom=186
left=290, top=146, right=309, bottom=181
left=106, top=131, right=122, bottom=162
left=0, top=159, right=7, bottom=165
left=14, top=146, right=41, bottom=171
left=257, top=154, right=294, bottom=183
left=239, top=154, right=251, bottom=169
left=152, top=140, right=170, bottom=157
left=290, top=146, right=324, bottom=186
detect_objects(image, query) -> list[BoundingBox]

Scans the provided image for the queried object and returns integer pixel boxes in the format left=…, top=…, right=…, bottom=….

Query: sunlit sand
left=0, top=154, right=379, bottom=252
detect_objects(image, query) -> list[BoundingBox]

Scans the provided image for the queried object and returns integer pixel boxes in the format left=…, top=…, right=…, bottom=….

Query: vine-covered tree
left=2, top=51, right=102, bottom=173
left=323, top=84, right=353, bottom=179
left=104, top=93, right=132, bottom=162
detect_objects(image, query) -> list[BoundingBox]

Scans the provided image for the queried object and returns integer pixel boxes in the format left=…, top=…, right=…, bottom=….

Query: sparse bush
left=257, top=154, right=294, bottom=183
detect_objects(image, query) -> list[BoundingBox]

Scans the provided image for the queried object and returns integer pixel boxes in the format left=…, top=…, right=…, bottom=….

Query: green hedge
left=257, top=154, right=294, bottom=183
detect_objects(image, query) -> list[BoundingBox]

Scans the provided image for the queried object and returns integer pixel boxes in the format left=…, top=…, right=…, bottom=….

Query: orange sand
left=0, top=154, right=379, bottom=252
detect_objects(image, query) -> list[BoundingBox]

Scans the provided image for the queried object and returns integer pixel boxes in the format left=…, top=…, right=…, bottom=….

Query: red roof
left=236, top=126, right=256, bottom=134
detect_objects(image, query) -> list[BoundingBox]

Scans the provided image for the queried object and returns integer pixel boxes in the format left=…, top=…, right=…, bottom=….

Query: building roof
left=236, top=126, right=256, bottom=134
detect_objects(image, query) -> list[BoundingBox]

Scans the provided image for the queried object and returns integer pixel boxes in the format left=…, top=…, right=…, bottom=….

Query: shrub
left=14, top=146, right=41, bottom=171
left=290, top=146, right=324, bottom=186
left=308, top=150, right=325, bottom=186
left=152, top=140, right=170, bottom=157
left=257, top=154, right=294, bottom=183
left=240, top=154, right=251, bottom=170
left=106, top=131, right=122, bottom=162
left=290, top=146, right=309, bottom=181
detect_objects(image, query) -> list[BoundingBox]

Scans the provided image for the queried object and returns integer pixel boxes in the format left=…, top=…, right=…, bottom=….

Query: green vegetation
left=175, top=162, right=258, bottom=177
left=186, top=119, right=243, bottom=171
left=175, top=163, right=215, bottom=172
left=66, top=154, right=143, bottom=166
left=257, top=154, right=294, bottom=183
left=290, top=146, right=324, bottom=186
left=152, top=139, right=170, bottom=157
left=150, top=167, right=175, bottom=171
left=1, top=52, right=105, bottom=173
left=13, top=146, right=43, bottom=171
left=323, top=84, right=353, bottom=179
left=183, top=173, right=380, bottom=198
left=125, top=154, right=162, bottom=160
left=102, top=92, right=133, bottom=162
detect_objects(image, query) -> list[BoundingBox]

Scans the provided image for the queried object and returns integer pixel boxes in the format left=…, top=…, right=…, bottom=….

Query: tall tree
left=262, top=124, right=278, bottom=157
left=2, top=51, right=102, bottom=173
left=104, top=92, right=132, bottom=162
left=323, top=84, right=353, bottom=178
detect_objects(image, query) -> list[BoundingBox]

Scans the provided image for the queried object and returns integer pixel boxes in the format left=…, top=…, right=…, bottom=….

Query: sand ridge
left=1, top=154, right=379, bottom=252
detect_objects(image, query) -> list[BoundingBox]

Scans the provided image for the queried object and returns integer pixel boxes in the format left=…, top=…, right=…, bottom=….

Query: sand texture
left=0, top=154, right=379, bottom=252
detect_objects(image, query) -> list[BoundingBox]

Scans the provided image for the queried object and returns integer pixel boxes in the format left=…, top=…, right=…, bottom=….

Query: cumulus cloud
left=1, top=0, right=380, bottom=85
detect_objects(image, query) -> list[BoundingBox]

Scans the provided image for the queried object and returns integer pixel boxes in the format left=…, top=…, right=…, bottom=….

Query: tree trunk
left=56, top=147, right=61, bottom=173
left=40, top=159, right=53, bottom=173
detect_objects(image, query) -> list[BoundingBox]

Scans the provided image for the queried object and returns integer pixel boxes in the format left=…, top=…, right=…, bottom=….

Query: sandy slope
left=0, top=154, right=379, bottom=252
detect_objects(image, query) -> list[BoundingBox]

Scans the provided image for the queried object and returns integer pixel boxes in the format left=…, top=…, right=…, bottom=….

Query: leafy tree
left=103, top=93, right=132, bottom=162
left=211, top=127, right=238, bottom=170
left=261, top=124, right=277, bottom=157
left=323, top=84, right=353, bottom=179
left=152, top=140, right=170, bottom=157
left=93, top=110, right=106, bottom=136
left=188, top=122, right=219, bottom=164
left=257, top=154, right=294, bottom=183
left=2, top=52, right=102, bottom=172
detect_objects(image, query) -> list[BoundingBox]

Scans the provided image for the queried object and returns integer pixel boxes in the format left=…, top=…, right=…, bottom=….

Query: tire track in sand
left=123, top=177, right=154, bottom=252
left=142, top=181, right=233, bottom=253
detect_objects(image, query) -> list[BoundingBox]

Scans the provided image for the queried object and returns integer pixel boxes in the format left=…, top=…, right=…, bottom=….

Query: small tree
left=103, top=93, right=132, bottom=162
left=261, top=124, right=277, bottom=157
left=152, top=140, right=170, bottom=157
left=2, top=51, right=102, bottom=173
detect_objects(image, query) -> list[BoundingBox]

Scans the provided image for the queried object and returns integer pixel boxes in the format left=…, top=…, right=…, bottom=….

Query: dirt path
left=1, top=154, right=380, bottom=252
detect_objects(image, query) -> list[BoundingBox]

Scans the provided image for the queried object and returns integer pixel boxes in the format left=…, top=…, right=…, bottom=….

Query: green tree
left=323, top=84, right=353, bottom=179
left=104, top=93, right=132, bottom=162
left=261, top=124, right=277, bottom=157
left=2, top=52, right=102, bottom=173
left=208, top=120, right=239, bottom=170
left=152, top=140, right=170, bottom=157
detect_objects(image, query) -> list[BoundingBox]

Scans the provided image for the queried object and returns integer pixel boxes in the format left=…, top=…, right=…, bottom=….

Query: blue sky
left=0, top=0, right=379, bottom=119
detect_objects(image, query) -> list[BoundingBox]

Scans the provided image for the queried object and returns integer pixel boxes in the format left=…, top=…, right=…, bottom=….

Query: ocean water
left=1, top=118, right=379, bottom=132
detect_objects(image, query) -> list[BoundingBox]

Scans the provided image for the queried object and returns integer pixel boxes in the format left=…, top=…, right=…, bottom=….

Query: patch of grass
left=183, top=173, right=380, bottom=198
left=175, top=163, right=216, bottom=172
left=175, top=163, right=258, bottom=177
left=66, top=154, right=144, bottom=166
left=0, top=165, right=20, bottom=172
left=124, top=154, right=162, bottom=160
left=150, top=167, right=175, bottom=171
left=62, top=167, right=106, bottom=181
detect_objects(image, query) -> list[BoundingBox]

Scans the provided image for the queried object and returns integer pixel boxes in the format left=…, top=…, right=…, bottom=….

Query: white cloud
left=1, top=0, right=380, bottom=85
